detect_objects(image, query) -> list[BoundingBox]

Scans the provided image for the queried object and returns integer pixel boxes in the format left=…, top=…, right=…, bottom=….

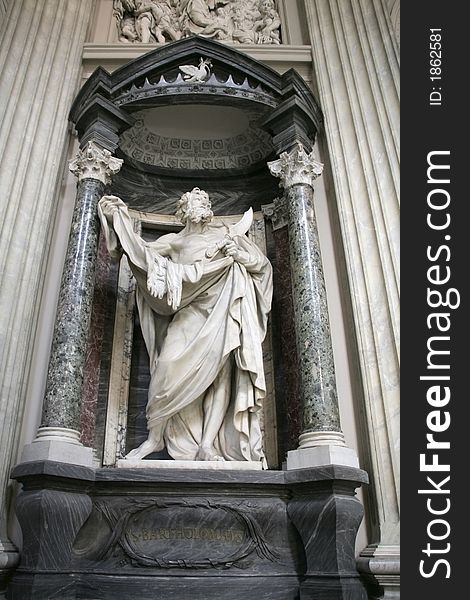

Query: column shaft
left=24, top=141, right=122, bottom=456
left=41, top=178, right=105, bottom=431
left=285, top=183, right=341, bottom=436
left=268, top=143, right=358, bottom=469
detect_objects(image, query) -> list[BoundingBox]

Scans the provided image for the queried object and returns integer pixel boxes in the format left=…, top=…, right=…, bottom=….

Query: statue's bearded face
left=177, top=188, right=213, bottom=224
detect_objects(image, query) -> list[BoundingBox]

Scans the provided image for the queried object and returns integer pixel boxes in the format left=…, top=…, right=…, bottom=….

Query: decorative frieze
left=114, top=67, right=277, bottom=109
left=113, top=0, right=281, bottom=45
left=69, top=141, right=123, bottom=184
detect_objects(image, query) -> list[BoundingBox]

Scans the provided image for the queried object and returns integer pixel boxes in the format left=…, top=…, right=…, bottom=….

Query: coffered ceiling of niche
left=118, top=105, right=274, bottom=171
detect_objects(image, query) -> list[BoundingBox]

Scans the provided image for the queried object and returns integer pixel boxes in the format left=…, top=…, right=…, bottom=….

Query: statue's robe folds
left=98, top=203, right=273, bottom=464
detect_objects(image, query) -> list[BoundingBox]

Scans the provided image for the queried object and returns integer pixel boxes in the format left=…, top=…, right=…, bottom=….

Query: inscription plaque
left=127, top=504, right=246, bottom=565
left=74, top=499, right=278, bottom=569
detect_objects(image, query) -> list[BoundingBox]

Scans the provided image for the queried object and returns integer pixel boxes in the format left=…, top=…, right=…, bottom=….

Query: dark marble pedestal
left=9, top=461, right=368, bottom=600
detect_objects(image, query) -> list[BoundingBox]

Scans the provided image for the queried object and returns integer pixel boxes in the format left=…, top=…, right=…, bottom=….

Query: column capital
left=261, top=196, right=288, bottom=230
left=69, top=141, right=123, bottom=184
left=267, top=142, right=324, bottom=188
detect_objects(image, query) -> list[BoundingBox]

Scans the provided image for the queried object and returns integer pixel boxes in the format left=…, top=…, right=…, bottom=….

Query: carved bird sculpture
left=178, top=57, right=212, bottom=83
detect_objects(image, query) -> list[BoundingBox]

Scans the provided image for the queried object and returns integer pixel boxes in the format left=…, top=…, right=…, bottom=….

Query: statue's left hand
left=223, top=239, right=251, bottom=265
left=100, top=195, right=126, bottom=222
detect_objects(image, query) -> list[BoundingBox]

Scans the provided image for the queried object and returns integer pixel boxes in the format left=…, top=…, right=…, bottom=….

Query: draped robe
left=98, top=202, right=273, bottom=463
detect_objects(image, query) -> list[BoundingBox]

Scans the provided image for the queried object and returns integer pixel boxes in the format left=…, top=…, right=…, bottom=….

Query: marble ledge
left=11, top=460, right=96, bottom=483
left=11, top=460, right=368, bottom=488
left=116, top=459, right=262, bottom=470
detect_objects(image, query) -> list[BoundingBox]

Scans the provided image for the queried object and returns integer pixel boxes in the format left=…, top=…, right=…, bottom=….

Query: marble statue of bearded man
left=98, top=188, right=273, bottom=465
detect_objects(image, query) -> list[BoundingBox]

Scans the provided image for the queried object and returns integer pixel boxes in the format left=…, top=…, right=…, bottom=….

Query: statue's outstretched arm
left=98, top=195, right=149, bottom=267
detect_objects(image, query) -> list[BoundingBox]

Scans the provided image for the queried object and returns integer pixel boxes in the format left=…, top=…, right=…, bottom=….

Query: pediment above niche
left=118, top=105, right=273, bottom=171
left=70, top=37, right=323, bottom=157
left=113, top=52, right=278, bottom=110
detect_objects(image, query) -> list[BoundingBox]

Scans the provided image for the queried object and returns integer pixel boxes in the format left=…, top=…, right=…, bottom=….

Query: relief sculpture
left=113, top=0, right=281, bottom=44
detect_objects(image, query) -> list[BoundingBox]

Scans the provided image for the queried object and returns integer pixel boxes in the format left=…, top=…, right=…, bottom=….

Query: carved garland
left=89, top=498, right=279, bottom=569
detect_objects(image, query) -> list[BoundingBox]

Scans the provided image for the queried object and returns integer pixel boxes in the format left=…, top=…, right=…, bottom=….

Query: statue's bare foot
left=125, top=438, right=159, bottom=460
left=196, top=444, right=225, bottom=461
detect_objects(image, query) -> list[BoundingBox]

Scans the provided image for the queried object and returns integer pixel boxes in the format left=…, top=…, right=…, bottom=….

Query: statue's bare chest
left=169, top=230, right=224, bottom=264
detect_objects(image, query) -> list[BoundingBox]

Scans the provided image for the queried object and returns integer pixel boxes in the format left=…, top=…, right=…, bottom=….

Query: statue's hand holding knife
left=205, top=208, right=253, bottom=266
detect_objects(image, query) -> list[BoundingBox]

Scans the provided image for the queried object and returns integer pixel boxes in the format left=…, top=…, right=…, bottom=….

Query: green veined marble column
left=25, top=142, right=122, bottom=464
left=268, top=143, right=347, bottom=453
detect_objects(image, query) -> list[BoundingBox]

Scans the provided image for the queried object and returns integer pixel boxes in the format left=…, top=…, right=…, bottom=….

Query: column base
left=287, top=445, right=359, bottom=469
left=357, top=544, right=400, bottom=599
left=0, top=539, right=19, bottom=595
left=299, top=430, right=346, bottom=448
left=21, top=427, right=94, bottom=467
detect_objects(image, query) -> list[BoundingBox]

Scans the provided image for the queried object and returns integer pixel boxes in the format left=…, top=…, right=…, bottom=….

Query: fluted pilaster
left=303, top=0, right=400, bottom=594
left=0, top=0, right=93, bottom=586
left=0, top=0, right=11, bottom=25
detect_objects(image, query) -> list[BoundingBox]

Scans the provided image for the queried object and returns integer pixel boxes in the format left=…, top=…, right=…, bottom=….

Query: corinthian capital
left=267, top=142, right=324, bottom=188
left=69, top=141, right=123, bottom=184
